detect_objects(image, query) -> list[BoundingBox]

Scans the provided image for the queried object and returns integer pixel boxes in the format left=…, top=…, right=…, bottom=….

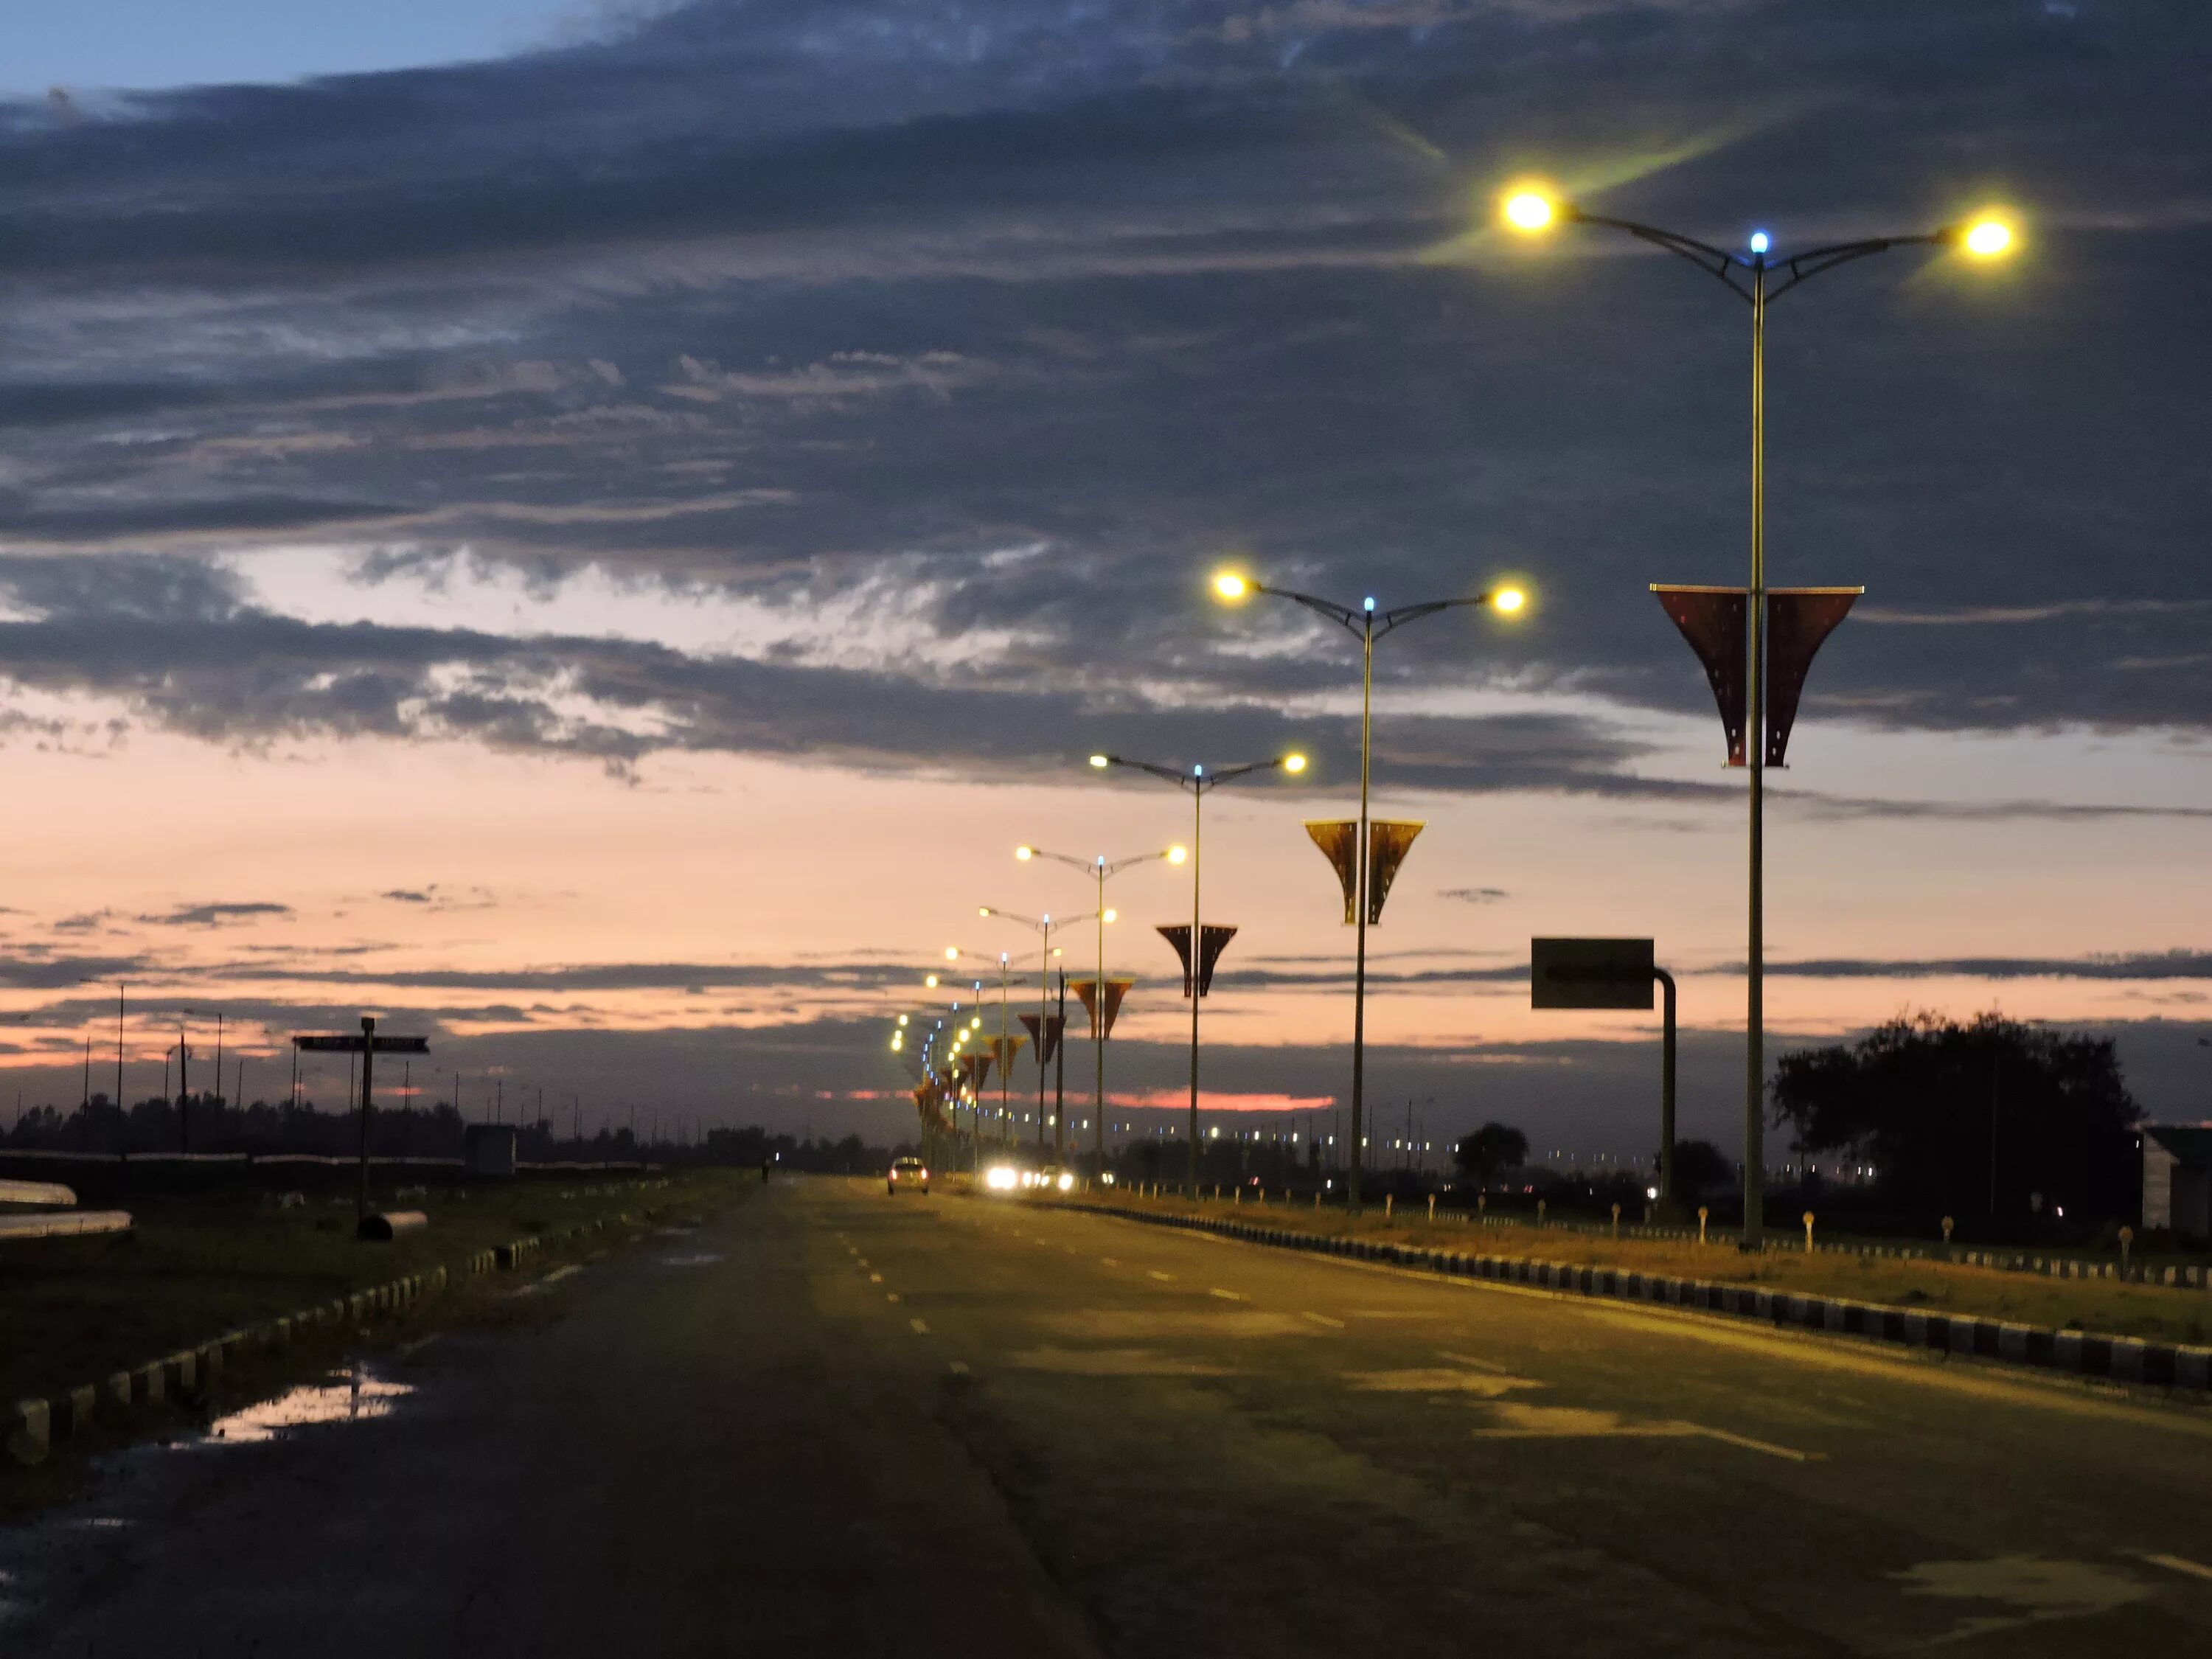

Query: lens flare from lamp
left=1212, top=571, right=1249, bottom=601
left=1492, top=587, right=1527, bottom=615
left=1102, top=908, right=1117, bottom=924
left=1282, top=753, right=1307, bottom=773
left=1168, top=845, right=1188, bottom=865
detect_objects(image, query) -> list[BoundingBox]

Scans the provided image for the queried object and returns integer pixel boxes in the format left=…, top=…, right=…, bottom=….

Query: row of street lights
left=888, top=183, right=2018, bottom=1238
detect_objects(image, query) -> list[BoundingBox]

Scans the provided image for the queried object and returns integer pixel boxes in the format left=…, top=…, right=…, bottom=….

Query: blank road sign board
left=293, top=1034, right=431, bottom=1054
left=1531, top=938, right=1655, bottom=1010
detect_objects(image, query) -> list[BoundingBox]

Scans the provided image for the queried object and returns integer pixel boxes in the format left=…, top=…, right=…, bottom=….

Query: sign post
left=294, top=1018, right=431, bottom=1231
left=1530, top=939, right=1680, bottom=1212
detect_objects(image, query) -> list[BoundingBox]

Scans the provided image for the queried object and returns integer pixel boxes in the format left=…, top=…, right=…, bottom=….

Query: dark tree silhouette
left=1454, top=1121, right=1529, bottom=1185
left=1670, top=1138, right=1733, bottom=1200
left=1771, top=1012, right=2141, bottom=1222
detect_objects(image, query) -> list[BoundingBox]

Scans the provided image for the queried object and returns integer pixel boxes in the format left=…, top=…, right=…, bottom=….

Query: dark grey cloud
left=1745, top=950, right=2212, bottom=982
left=136, top=900, right=293, bottom=928
left=0, top=0, right=2205, bottom=775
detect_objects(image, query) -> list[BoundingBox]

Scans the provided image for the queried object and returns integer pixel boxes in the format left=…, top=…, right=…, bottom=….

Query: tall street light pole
left=1212, top=572, right=1526, bottom=1214
left=1499, top=184, right=2017, bottom=1246
left=978, top=907, right=1088, bottom=1158
left=1088, top=751, right=1307, bottom=1188
left=1016, top=844, right=1183, bottom=1178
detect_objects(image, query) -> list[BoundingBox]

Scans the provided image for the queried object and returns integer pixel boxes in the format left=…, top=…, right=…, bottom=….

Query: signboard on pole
left=1530, top=938, right=1655, bottom=1010
left=293, top=1034, right=431, bottom=1054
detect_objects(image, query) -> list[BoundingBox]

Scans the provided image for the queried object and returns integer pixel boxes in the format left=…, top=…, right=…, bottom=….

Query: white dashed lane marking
left=1209, top=1288, right=1248, bottom=1302
left=949, top=1360, right=971, bottom=1377
left=1301, top=1312, right=1346, bottom=1329
left=1147, top=1270, right=1176, bottom=1282
left=887, top=1293, right=901, bottom=1303
left=1100, top=1257, right=1119, bottom=1267
left=910, top=1318, right=931, bottom=1335
left=869, top=1272, right=883, bottom=1283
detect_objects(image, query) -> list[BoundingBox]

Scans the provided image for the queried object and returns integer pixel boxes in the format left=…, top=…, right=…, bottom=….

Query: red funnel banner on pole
left=1764, top=588, right=1860, bottom=767
left=960, top=1052, right=992, bottom=1093
left=1653, top=585, right=1863, bottom=768
left=1366, top=820, right=1423, bottom=925
left=1654, top=585, right=1749, bottom=766
left=1155, top=924, right=1240, bottom=997
left=1071, top=976, right=1135, bottom=1040
left=1304, top=819, right=1359, bottom=924
left=1017, top=1012, right=1067, bottom=1063
left=985, top=1034, right=1028, bottom=1070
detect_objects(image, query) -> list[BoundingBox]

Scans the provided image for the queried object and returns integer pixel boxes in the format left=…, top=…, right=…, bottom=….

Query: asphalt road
left=6, top=1177, right=2212, bottom=1656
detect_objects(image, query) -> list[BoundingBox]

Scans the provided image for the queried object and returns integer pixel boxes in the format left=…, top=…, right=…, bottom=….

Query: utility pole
left=115, top=984, right=126, bottom=1155
left=175, top=1019, right=189, bottom=1154
left=213, top=1012, right=223, bottom=1115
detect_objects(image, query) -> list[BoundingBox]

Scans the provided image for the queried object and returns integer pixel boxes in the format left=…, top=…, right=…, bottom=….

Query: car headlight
left=985, top=1166, right=1016, bottom=1191
left=1057, top=1172, right=1074, bottom=1192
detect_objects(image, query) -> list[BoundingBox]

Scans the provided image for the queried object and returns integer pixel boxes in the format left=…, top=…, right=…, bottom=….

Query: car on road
left=888, top=1156, right=929, bottom=1195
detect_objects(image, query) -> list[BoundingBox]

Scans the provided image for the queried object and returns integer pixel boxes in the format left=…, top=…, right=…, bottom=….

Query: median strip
left=1059, top=1202, right=2212, bottom=1397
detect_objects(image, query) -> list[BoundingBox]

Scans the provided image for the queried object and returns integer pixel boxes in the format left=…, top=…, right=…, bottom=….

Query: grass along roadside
left=1043, top=1189, right=2212, bottom=1350
left=0, top=1169, right=748, bottom=1411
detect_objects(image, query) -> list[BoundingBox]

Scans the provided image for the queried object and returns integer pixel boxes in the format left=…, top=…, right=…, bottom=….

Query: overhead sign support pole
left=1531, top=938, right=1680, bottom=1214
left=293, top=1021, right=431, bottom=1234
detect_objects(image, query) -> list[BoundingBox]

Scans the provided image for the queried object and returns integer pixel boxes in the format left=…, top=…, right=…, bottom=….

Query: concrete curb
left=7, top=1201, right=669, bottom=1466
left=1073, top=1203, right=2212, bottom=1396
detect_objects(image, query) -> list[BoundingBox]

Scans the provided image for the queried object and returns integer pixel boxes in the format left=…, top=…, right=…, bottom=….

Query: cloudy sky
left=1, top=0, right=2208, bottom=1155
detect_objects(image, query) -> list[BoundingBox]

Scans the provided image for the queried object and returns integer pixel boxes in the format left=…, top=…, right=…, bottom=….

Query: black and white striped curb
left=1074, top=1203, right=2212, bottom=1395
left=7, top=1207, right=665, bottom=1467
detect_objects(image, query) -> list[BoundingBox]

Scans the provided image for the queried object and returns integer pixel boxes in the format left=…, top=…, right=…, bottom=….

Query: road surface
left=5, top=1177, right=2211, bottom=1655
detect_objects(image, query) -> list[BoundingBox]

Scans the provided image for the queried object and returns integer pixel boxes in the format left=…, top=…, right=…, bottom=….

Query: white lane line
left=1686, top=1425, right=1823, bottom=1463
left=1101, top=1257, right=1120, bottom=1267
left=2144, top=1554, right=2212, bottom=1583
left=949, top=1360, right=971, bottom=1377
left=869, top=1272, right=883, bottom=1283
left=887, top=1293, right=902, bottom=1303
left=1209, top=1288, right=1248, bottom=1302
left=541, top=1264, right=583, bottom=1287
left=910, top=1318, right=931, bottom=1335
left=1301, top=1312, right=1346, bottom=1329
left=1147, top=1270, right=1176, bottom=1282
left=397, top=1333, right=442, bottom=1357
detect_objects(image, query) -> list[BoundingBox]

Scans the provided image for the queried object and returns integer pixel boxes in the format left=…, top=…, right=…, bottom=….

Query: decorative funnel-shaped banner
left=1155, top=923, right=1240, bottom=997
left=1071, top=976, right=1136, bottom=1040
left=960, top=1052, right=993, bottom=1093
left=1653, top=585, right=1863, bottom=768
left=985, top=1033, right=1028, bottom=1071
left=1304, top=819, right=1360, bottom=923
left=1017, top=1012, right=1067, bottom=1063
left=1764, top=588, right=1861, bottom=767
left=1366, top=820, right=1423, bottom=925
left=1654, top=586, right=1749, bottom=765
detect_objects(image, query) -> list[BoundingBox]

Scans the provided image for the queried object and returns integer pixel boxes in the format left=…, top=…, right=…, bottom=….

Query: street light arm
left=1017, top=846, right=1098, bottom=877
left=1099, top=756, right=1192, bottom=787
left=1573, top=211, right=1754, bottom=302
left=1764, top=232, right=1941, bottom=302
left=1253, top=582, right=1366, bottom=639
left=1373, top=593, right=1502, bottom=640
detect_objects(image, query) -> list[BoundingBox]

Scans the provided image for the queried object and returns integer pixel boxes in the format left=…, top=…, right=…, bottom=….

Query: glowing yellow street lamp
left=1491, top=178, right=2017, bottom=1245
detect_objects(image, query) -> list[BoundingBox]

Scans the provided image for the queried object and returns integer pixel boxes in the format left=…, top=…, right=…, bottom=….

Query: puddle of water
left=661, top=1252, right=724, bottom=1268
left=203, top=1368, right=414, bottom=1446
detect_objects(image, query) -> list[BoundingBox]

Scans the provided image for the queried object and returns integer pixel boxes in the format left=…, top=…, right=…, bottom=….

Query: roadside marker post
left=294, top=1018, right=431, bottom=1230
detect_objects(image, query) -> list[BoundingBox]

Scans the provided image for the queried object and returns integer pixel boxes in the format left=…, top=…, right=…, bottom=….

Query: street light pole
left=1016, top=843, right=1183, bottom=1179
left=1090, top=751, right=1306, bottom=1188
left=1213, top=575, right=1525, bottom=1214
left=1498, top=186, right=2016, bottom=1246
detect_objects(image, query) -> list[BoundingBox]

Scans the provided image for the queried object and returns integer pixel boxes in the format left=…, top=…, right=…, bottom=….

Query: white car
left=888, top=1156, right=929, bottom=1195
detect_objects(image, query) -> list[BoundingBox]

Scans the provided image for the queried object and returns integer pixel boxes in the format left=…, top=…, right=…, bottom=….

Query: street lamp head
left=1015, top=844, right=1034, bottom=861
left=897, top=1013, right=909, bottom=1026
left=978, top=905, right=992, bottom=917
left=1167, top=844, right=1188, bottom=865
left=1501, top=184, right=1562, bottom=234
left=1211, top=570, right=1251, bottom=602
left=944, top=946, right=960, bottom=961
left=925, top=973, right=939, bottom=988
left=1748, top=230, right=1770, bottom=255
left=1492, top=586, right=1528, bottom=616
left=1088, top=753, right=1111, bottom=768
left=1959, top=212, right=2016, bottom=259
left=1102, top=908, right=1118, bottom=924
left=1281, top=751, right=1307, bottom=773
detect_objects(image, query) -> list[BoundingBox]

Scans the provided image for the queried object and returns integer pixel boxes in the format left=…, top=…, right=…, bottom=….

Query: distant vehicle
left=984, top=1164, right=1018, bottom=1192
left=888, top=1156, right=929, bottom=1196
left=1034, top=1165, right=1076, bottom=1194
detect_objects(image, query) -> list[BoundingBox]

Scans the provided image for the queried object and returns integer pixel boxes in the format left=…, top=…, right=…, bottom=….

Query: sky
left=0, top=0, right=2208, bottom=1159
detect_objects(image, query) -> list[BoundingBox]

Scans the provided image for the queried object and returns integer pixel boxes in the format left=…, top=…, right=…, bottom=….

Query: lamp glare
left=1088, top=754, right=1110, bottom=768
left=1282, top=752, right=1307, bottom=773
left=1503, top=189, right=1556, bottom=233
left=1213, top=571, right=1249, bottom=601
left=1492, top=587, right=1527, bottom=615
left=1964, top=217, right=2013, bottom=258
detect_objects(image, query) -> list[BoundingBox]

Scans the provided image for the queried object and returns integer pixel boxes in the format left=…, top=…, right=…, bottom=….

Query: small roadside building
left=2141, top=1124, right=2212, bottom=1241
